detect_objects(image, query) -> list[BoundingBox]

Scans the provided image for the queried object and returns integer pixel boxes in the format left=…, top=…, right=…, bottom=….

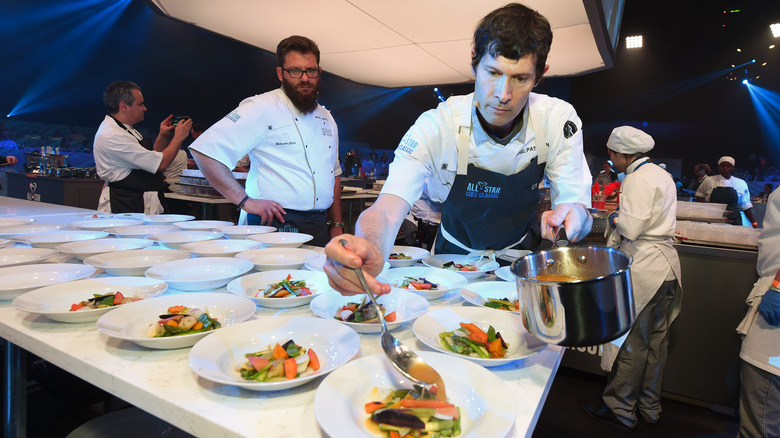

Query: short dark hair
left=103, top=81, right=140, bottom=114
left=191, top=122, right=205, bottom=133
left=276, top=35, right=320, bottom=66
left=471, top=3, right=552, bottom=83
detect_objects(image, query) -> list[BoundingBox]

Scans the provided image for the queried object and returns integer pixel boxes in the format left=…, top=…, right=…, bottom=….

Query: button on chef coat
left=190, top=88, right=340, bottom=211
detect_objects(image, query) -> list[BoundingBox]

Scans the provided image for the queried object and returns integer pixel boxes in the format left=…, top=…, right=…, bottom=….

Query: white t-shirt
left=381, top=92, right=591, bottom=210
left=695, top=174, right=753, bottom=211
left=164, top=150, right=187, bottom=183
left=190, top=88, right=341, bottom=211
left=93, top=115, right=162, bottom=183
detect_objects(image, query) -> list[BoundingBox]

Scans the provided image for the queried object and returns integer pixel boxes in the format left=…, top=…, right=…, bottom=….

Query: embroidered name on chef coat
left=465, top=181, right=501, bottom=199
left=398, top=135, right=418, bottom=154
left=516, top=145, right=536, bottom=156
left=316, top=115, right=334, bottom=137
left=227, top=111, right=241, bottom=123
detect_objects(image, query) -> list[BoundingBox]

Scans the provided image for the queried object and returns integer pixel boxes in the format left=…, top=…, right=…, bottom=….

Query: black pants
left=248, top=209, right=329, bottom=247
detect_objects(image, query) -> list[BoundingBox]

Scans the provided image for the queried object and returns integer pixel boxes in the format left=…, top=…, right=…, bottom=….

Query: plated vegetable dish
left=365, top=385, right=461, bottom=437
left=442, top=261, right=476, bottom=272
left=396, top=277, right=438, bottom=291
left=439, top=322, right=508, bottom=359
left=335, top=297, right=396, bottom=323
left=237, top=339, right=320, bottom=382
left=70, top=291, right=140, bottom=311
left=146, top=305, right=221, bottom=337
left=483, top=297, right=519, bottom=312
left=389, top=253, right=412, bottom=260
left=258, top=274, right=313, bottom=298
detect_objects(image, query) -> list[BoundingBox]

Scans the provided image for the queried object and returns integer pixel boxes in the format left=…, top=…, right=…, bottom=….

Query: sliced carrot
left=273, top=289, right=290, bottom=298
left=399, top=399, right=454, bottom=409
left=436, top=406, right=460, bottom=419
left=70, top=303, right=84, bottom=311
left=460, top=322, right=488, bottom=344
left=272, top=343, right=288, bottom=360
left=113, top=291, right=125, bottom=305
left=165, top=320, right=179, bottom=327
left=308, top=349, right=320, bottom=370
left=283, top=357, right=297, bottom=380
left=168, top=305, right=185, bottom=314
left=192, top=321, right=203, bottom=330
left=384, top=311, right=397, bottom=322
left=410, top=282, right=432, bottom=290
left=389, top=431, right=402, bottom=438
left=364, top=401, right=386, bottom=414
left=286, top=274, right=293, bottom=281
left=488, top=338, right=505, bottom=358
left=248, top=356, right=270, bottom=372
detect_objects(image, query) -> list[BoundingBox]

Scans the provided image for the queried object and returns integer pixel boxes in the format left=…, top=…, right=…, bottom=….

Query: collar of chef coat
left=625, top=157, right=651, bottom=175
left=470, top=102, right=528, bottom=148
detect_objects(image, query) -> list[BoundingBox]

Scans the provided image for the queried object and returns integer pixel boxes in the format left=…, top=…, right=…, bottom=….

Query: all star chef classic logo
left=465, top=181, right=500, bottom=199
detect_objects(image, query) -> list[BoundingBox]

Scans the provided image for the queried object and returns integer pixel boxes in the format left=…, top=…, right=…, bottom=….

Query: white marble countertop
left=0, top=198, right=564, bottom=438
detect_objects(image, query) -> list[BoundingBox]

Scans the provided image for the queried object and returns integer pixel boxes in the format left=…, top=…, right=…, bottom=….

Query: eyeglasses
left=282, top=67, right=321, bottom=78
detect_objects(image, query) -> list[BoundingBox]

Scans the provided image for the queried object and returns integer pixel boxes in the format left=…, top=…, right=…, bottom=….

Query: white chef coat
left=381, top=93, right=591, bottom=209
left=739, top=189, right=780, bottom=375
left=189, top=88, right=341, bottom=212
left=695, top=174, right=753, bottom=211
left=93, top=115, right=162, bottom=183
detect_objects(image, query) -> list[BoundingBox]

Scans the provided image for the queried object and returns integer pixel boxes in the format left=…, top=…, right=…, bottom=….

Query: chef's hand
left=758, top=288, right=780, bottom=326
left=159, top=115, right=175, bottom=135
left=541, top=203, right=593, bottom=243
left=323, top=235, right=391, bottom=297
left=242, top=198, right=285, bottom=225
left=172, top=117, right=192, bottom=141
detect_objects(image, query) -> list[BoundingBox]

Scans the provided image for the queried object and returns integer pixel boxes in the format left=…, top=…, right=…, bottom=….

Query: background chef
left=695, top=156, right=758, bottom=227
left=323, top=3, right=592, bottom=296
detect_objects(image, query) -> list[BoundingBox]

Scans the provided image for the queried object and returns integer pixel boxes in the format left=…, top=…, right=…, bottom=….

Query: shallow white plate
left=146, top=231, right=223, bottom=250
left=309, top=290, right=429, bottom=333
left=105, top=225, right=179, bottom=238
left=235, top=247, right=319, bottom=271
left=13, top=277, right=168, bottom=323
left=84, top=249, right=191, bottom=276
left=378, top=266, right=468, bottom=300
left=180, top=239, right=262, bottom=257
left=145, top=257, right=254, bottom=291
left=413, top=306, right=546, bottom=367
left=304, top=253, right=390, bottom=274
left=0, top=217, right=36, bottom=227
left=422, top=254, right=500, bottom=280
left=189, top=316, right=360, bottom=391
left=0, top=263, right=96, bottom=300
left=387, top=245, right=430, bottom=268
left=0, top=247, right=58, bottom=267
left=460, top=280, right=520, bottom=313
left=495, top=266, right=514, bottom=282
left=174, top=220, right=234, bottom=231
left=142, top=214, right=195, bottom=225
left=95, top=292, right=257, bottom=349
left=226, top=269, right=333, bottom=308
left=217, top=225, right=276, bottom=239
left=55, top=238, right=154, bottom=260
left=69, top=218, right=143, bottom=231
left=314, top=351, right=516, bottom=438
left=0, top=238, right=11, bottom=248
left=0, top=224, right=64, bottom=238
left=15, top=230, right=109, bottom=248
left=247, top=232, right=313, bottom=248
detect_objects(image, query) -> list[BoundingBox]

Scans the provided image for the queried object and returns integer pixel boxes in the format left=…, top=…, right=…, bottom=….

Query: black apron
left=709, top=186, right=741, bottom=225
left=107, top=116, right=169, bottom=213
left=247, top=209, right=329, bottom=247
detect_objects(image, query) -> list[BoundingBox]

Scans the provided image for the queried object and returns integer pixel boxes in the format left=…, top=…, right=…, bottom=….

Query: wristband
left=327, top=221, right=345, bottom=228
left=236, top=194, right=250, bottom=211
left=772, top=279, right=780, bottom=290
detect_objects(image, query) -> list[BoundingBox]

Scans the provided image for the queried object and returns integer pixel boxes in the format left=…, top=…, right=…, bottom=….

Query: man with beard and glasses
left=323, top=3, right=592, bottom=296
left=190, top=35, right=343, bottom=246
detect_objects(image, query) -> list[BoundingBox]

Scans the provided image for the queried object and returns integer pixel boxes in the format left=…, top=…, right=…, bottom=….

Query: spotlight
left=752, top=59, right=756, bottom=63
left=434, top=87, right=438, bottom=92
left=737, top=48, right=742, bottom=52
left=625, top=35, right=643, bottom=49
left=771, top=23, right=780, bottom=38
left=743, top=79, right=749, bottom=85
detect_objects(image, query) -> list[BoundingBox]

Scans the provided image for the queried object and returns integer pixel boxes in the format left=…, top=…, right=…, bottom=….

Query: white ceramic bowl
left=460, top=280, right=521, bottom=313
left=173, top=220, right=234, bottom=231
left=314, top=352, right=517, bottom=438
left=226, top=269, right=332, bottom=308
left=0, top=239, right=10, bottom=249
left=142, top=214, right=195, bottom=225
left=15, top=230, right=110, bottom=248
left=422, top=254, right=500, bottom=280
left=84, top=249, right=191, bottom=276
left=217, top=225, right=276, bottom=239
left=235, top=247, right=319, bottom=271
left=413, top=306, right=547, bottom=367
left=105, top=224, right=179, bottom=238
left=0, top=217, right=36, bottom=227
left=146, top=231, right=223, bottom=249
left=0, top=247, right=58, bottom=268
left=386, top=245, right=430, bottom=268
left=378, top=266, right=468, bottom=300
left=495, top=266, right=514, bottom=282
left=12, top=277, right=168, bottom=323
left=0, top=263, right=96, bottom=300
left=55, top=238, right=154, bottom=260
left=145, top=257, right=254, bottom=291
left=95, top=292, right=257, bottom=349
left=180, top=239, right=262, bottom=257
left=189, top=316, right=360, bottom=391
left=309, top=290, right=429, bottom=333
left=69, top=218, right=143, bottom=231
left=303, top=253, right=391, bottom=275
left=247, top=232, right=313, bottom=248
left=0, top=224, right=64, bottom=238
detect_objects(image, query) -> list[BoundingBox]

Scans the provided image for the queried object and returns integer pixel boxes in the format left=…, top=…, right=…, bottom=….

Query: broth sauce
left=532, top=274, right=585, bottom=282
left=408, top=361, right=446, bottom=401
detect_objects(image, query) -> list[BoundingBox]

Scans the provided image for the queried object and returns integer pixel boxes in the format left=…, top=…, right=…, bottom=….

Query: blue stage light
left=745, top=84, right=780, bottom=169
left=743, top=79, right=749, bottom=84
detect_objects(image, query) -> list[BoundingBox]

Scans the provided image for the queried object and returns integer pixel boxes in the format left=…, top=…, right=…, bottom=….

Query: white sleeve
left=543, top=105, right=592, bottom=207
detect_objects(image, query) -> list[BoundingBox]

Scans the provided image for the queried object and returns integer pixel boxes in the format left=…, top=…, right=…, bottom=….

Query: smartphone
left=171, top=115, right=189, bottom=126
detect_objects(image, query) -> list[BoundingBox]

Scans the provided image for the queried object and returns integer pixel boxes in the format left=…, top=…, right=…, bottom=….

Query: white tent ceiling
left=145, top=0, right=618, bottom=87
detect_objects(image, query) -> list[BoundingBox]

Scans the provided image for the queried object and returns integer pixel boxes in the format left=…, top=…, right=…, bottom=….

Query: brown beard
left=281, top=76, right=319, bottom=114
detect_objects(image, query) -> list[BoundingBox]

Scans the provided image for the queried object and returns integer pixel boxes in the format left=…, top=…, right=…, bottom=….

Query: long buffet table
left=0, top=197, right=563, bottom=438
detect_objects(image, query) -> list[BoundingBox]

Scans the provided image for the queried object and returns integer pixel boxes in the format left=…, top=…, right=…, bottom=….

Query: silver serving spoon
left=339, top=239, right=447, bottom=400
